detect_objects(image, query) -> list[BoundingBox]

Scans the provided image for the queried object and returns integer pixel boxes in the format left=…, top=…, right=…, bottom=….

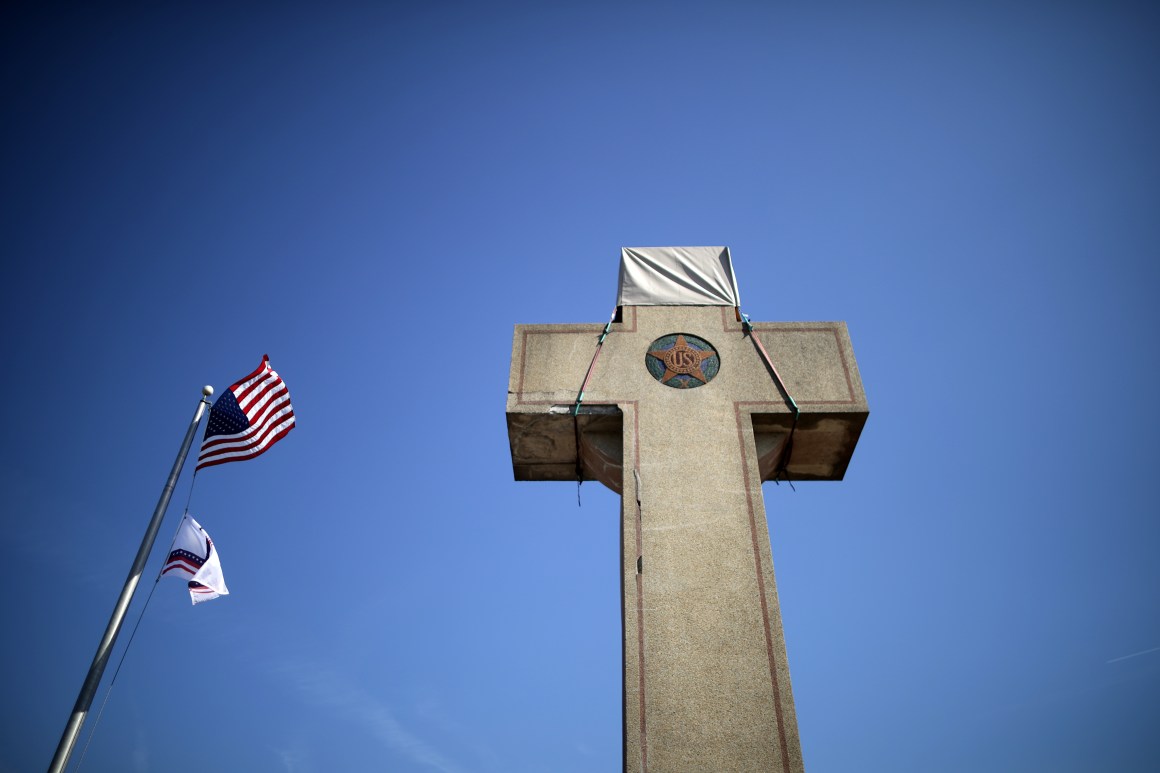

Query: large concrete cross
left=506, top=247, right=868, bottom=772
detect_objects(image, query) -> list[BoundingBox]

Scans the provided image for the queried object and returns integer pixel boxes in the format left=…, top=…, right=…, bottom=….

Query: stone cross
left=506, top=248, right=868, bottom=772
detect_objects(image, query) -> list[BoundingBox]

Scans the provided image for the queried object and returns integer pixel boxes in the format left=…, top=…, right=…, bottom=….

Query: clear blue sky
left=3, top=2, right=1158, bottom=771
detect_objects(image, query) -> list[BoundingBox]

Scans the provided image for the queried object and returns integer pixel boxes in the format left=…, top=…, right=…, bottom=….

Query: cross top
left=617, top=246, right=741, bottom=307
left=506, top=247, right=868, bottom=772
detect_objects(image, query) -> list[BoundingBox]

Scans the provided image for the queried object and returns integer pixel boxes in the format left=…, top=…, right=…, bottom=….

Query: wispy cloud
left=275, top=660, right=465, bottom=773
left=132, top=725, right=148, bottom=773
left=415, top=694, right=503, bottom=770
left=1106, top=645, right=1160, bottom=664
left=273, top=744, right=310, bottom=773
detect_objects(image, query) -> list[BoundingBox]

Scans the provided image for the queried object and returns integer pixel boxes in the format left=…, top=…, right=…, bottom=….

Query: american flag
left=161, top=515, right=229, bottom=605
left=197, top=354, right=295, bottom=471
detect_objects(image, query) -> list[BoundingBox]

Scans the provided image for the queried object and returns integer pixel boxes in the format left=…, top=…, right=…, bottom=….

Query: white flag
left=160, top=515, right=230, bottom=605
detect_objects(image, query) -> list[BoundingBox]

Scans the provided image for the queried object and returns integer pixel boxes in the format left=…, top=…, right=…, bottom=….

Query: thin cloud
left=1106, top=645, right=1160, bottom=664
left=273, top=745, right=310, bottom=773
left=276, top=660, right=465, bottom=773
left=132, top=726, right=148, bottom=773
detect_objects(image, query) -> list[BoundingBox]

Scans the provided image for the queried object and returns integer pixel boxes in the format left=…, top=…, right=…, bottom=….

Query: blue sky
left=3, top=2, right=1158, bottom=771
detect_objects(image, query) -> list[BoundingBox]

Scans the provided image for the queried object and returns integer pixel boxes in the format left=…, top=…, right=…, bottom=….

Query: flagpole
left=48, top=386, right=214, bottom=773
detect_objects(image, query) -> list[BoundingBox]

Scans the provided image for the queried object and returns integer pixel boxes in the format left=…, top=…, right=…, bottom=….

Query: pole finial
left=202, top=385, right=214, bottom=397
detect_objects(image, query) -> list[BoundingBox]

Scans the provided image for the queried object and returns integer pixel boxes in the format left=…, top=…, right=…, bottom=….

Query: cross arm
left=738, top=320, right=869, bottom=481
left=505, top=317, right=869, bottom=485
left=505, top=322, right=627, bottom=490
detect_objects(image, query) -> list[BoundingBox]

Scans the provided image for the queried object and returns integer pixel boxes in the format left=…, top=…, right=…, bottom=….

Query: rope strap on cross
left=571, top=309, right=617, bottom=496
left=740, top=311, right=800, bottom=486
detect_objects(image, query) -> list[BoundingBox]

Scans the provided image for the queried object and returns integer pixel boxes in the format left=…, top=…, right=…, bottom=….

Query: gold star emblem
left=648, top=334, right=715, bottom=384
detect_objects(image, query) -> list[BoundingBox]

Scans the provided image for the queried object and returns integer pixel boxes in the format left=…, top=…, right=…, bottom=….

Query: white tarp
left=617, top=246, right=741, bottom=307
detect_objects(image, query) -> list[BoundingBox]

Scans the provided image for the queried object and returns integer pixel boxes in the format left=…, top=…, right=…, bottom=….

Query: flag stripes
left=161, top=548, right=205, bottom=577
left=197, top=355, right=295, bottom=470
left=189, top=582, right=217, bottom=597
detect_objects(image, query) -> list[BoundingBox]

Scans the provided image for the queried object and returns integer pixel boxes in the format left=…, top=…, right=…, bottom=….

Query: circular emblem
left=646, top=333, right=720, bottom=389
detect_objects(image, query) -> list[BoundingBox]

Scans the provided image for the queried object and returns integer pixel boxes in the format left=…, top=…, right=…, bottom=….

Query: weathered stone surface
left=506, top=304, right=868, bottom=772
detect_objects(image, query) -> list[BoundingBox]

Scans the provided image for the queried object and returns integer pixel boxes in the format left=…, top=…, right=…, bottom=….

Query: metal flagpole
left=48, top=386, right=214, bottom=773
